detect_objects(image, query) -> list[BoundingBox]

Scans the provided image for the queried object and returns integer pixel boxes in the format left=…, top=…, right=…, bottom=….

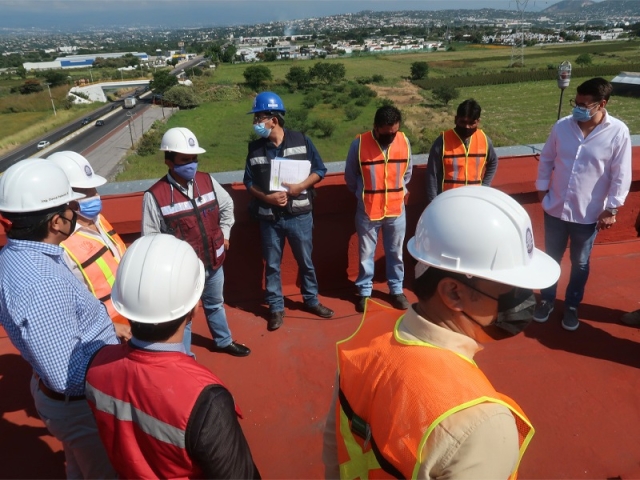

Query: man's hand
left=224, top=239, right=230, bottom=251
left=114, top=323, right=132, bottom=342
left=265, top=191, right=288, bottom=207
left=537, top=190, right=547, bottom=202
left=282, top=182, right=305, bottom=197
left=596, top=210, right=617, bottom=231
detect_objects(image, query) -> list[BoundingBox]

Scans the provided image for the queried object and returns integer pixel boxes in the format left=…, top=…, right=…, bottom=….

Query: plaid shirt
left=0, top=239, right=117, bottom=396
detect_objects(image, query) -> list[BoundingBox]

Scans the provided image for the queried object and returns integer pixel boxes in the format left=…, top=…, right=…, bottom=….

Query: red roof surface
left=1, top=153, right=640, bottom=479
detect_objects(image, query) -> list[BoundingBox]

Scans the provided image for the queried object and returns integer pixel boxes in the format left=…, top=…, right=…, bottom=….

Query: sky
left=0, top=0, right=583, bottom=30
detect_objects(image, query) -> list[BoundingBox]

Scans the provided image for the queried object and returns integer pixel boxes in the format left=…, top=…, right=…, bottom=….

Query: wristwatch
left=606, top=207, right=618, bottom=216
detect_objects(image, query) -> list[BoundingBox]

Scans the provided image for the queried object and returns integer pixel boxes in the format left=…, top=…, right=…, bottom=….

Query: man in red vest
left=425, top=99, right=498, bottom=203
left=142, top=127, right=250, bottom=357
left=345, top=106, right=412, bottom=313
left=51, top=151, right=131, bottom=342
left=323, top=186, right=560, bottom=479
left=86, top=234, right=260, bottom=479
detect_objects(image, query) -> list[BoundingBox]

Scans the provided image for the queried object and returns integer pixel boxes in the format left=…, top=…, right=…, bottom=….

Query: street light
left=89, top=68, right=93, bottom=83
left=126, top=112, right=135, bottom=149
left=45, top=83, right=57, bottom=116
left=557, top=61, right=572, bottom=120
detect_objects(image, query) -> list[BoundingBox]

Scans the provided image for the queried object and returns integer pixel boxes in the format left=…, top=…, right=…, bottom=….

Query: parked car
left=81, top=117, right=90, bottom=125
left=95, top=120, right=105, bottom=126
left=37, top=140, right=50, bottom=150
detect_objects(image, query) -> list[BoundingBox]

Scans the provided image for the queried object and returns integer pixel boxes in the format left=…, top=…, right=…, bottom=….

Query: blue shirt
left=243, top=130, right=327, bottom=189
left=0, top=239, right=118, bottom=396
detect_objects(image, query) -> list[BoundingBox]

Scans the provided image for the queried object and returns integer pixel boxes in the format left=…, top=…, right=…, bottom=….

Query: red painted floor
left=2, top=238, right=640, bottom=479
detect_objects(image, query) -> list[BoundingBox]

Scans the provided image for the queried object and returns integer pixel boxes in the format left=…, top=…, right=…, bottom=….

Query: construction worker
left=425, top=98, right=498, bottom=203
left=344, top=105, right=412, bottom=313
left=323, top=186, right=561, bottom=479
left=142, top=127, right=250, bottom=357
left=86, top=234, right=260, bottom=478
left=49, top=151, right=131, bottom=342
left=0, top=159, right=117, bottom=479
left=243, top=91, right=334, bottom=331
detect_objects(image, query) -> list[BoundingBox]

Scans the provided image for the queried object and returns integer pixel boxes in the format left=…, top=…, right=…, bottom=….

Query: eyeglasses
left=569, top=99, right=599, bottom=109
left=253, top=115, right=273, bottom=124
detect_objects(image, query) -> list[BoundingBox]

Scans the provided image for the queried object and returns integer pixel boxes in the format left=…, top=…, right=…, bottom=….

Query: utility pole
left=45, top=83, right=57, bottom=116
left=126, top=112, right=135, bottom=149
left=89, top=68, right=93, bottom=83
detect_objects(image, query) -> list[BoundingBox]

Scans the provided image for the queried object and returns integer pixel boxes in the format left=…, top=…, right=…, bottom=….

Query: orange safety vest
left=336, top=301, right=533, bottom=480
left=61, top=215, right=128, bottom=325
left=441, top=129, right=488, bottom=192
left=358, top=131, right=410, bottom=221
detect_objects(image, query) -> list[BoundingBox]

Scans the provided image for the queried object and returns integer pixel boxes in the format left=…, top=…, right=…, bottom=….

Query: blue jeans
left=259, top=212, right=319, bottom=312
left=355, top=208, right=406, bottom=297
left=182, top=265, right=232, bottom=351
left=540, top=212, right=598, bottom=309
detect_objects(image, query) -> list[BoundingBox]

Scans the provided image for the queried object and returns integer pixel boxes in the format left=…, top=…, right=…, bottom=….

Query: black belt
left=34, top=375, right=86, bottom=402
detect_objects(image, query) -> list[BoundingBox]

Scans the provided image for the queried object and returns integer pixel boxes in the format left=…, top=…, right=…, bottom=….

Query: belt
left=34, top=374, right=86, bottom=402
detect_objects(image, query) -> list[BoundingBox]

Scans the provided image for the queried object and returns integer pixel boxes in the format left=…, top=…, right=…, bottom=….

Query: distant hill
left=542, top=0, right=596, bottom=14
left=543, top=0, right=640, bottom=15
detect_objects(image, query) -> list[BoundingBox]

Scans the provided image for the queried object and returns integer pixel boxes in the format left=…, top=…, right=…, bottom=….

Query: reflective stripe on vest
left=60, top=215, right=128, bottom=325
left=159, top=191, right=216, bottom=216
left=335, top=301, right=534, bottom=480
left=358, top=131, right=409, bottom=221
left=441, top=129, right=488, bottom=192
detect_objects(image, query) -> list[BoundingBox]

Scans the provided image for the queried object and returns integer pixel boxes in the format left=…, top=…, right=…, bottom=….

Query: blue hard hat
left=249, top=91, right=286, bottom=114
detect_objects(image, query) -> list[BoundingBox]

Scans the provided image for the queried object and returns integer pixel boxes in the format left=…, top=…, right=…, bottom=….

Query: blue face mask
left=172, top=161, right=198, bottom=181
left=572, top=106, right=594, bottom=123
left=253, top=123, right=272, bottom=138
left=78, top=196, right=102, bottom=220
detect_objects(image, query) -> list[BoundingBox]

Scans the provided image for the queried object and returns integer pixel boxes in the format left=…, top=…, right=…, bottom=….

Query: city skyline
left=0, top=0, right=582, bottom=30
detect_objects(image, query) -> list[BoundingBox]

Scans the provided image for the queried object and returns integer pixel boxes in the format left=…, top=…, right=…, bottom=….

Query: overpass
left=70, top=80, right=151, bottom=102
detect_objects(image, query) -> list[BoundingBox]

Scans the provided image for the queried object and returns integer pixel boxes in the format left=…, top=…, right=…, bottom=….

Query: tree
left=150, top=70, right=178, bottom=94
left=243, top=65, right=272, bottom=91
left=263, top=51, right=278, bottom=62
left=309, top=62, right=346, bottom=84
left=285, top=66, right=311, bottom=90
left=16, top=66, right=27, bottom=79
left=410, top=61, right=429, bottom=80
left=221, top=45, right=237, bottom=64
left=575, top=53, right=593, bottom=66
left=163, top=86, right=201, bottom=109
left=19, top=79, right=43, bottom=95
left=43, top=70, right=67, bottom=87
left=432, top=85, right=460, bottom=106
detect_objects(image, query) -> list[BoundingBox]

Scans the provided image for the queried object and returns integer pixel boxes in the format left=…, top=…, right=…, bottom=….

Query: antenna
left=509, top=0, right=532, bottom=67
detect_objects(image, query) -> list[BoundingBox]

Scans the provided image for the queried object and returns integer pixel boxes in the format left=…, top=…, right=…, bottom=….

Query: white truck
left=124, top=97, right=136, bottom=109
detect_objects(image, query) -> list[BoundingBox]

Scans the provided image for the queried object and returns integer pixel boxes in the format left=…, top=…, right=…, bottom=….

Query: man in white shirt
left=534, top=77, right=632, bottom=331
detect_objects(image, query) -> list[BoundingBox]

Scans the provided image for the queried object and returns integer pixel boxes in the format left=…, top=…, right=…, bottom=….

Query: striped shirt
left=0, top=239, right=118, bottom=396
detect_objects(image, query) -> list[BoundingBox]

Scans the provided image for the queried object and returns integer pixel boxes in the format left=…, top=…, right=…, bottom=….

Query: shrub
left=302, top=91, right=322, bottom=109
left=313, top=119, right=335, bottom=138
left=432, top=85, right=460, bottom=106
left=344, top=104, right=362, bottom=121
left=410, top=61, right=429, bottom=80
left=286, top=109, right=310, bottom=133
left=371, top=74, right=385, bottom=83
left=137, top=122, right=166, bottom=156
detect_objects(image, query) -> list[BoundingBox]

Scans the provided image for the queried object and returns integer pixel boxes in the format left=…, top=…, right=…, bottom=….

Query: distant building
left=23, top=52, right=149, bottom=71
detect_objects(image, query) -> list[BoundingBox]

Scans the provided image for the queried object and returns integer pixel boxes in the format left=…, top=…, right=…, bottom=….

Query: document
left=269, top=157, right=311, bottom=192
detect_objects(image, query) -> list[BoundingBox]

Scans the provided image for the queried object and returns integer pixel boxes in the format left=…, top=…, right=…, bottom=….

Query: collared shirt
left=323, top=306, right=519, bottom=479
left=0, top=239, right=117, bottom=396
left=425, top=131, right=498, bottom=203
left=141, top=172, right=235, bottom=238
left=344, top=134, right=413, bottom=212
left=243, top=130, right=327, bottom=190
left=129, top=336, right=186, bottom=353
left=536, top=111, right=632, bottom=224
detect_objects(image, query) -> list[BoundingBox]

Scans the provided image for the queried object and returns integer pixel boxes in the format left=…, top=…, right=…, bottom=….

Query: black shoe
left=304, top=303, right=334, bottom=318
left=268, top=310, right=284, bottom=331
left=355, top=296, right=369, bottom=313
left=214, top=341, right=251, bottom=357
left=390, top=293, right=410, bottom=310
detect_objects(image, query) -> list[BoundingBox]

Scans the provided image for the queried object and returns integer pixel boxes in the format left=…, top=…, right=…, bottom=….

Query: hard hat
left=111, top=234, right=205, bottom=324
left=407, top=186, right=560, bottom=290
left=0, top=159, right=85, bottom=213
left=248, top=91, right=286, bottom=114
left=48, top=151, right=107, bottom=189
left=159, top=127, right=206, bottom=155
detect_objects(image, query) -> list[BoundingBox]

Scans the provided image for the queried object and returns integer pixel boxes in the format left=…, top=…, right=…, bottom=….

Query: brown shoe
left=621, top=309, right=640, bottom=326
left=304, top=303, right=334, bottom=318
left=268, top=310, right=284, bottom=331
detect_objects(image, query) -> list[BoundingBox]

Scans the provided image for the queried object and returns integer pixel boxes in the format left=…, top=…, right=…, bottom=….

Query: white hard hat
left=111, top=234, right=205, bottom=324
left=48, top=151, right=107, bottom=189
left=159, top=127, right=206, bottom=155
left=407, top=186, right=560, bottom=290
left=0, top=159, right=85, bottom=213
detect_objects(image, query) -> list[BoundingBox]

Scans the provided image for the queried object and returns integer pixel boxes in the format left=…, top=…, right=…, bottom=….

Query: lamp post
left=557, top=61, right=572, bottom=120
left=45, top=83, right=57, bottom=116
left=89, top=68, right=93, bottom=83
left=126, top=112, right=135, bottom=149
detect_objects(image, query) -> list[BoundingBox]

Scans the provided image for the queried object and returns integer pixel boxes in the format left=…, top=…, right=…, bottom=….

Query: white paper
left=269, top=158, right=311, bottom=192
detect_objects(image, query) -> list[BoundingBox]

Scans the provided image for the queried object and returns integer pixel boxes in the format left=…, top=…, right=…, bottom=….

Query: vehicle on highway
left=81, top=117, right=90, bottom=125
left=95, top=120, right=105, bottom=127
left=124, top=97, right=136, bottom=109
left=37, top=140, right=50, bottom=150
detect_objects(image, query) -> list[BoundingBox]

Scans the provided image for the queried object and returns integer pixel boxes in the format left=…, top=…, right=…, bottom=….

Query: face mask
left=454, top=126, right=477, bottom=139
left=572, top=106, right=594, bottom=123
left=172, top=161, right=198, bottom=181
left=375, top=132, right=396, bottom=146
left=77, top=196, right=102, bottom=220
left=57, top=210, right=77, bottom=238
left=254, top=123, right=272, bottom=138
